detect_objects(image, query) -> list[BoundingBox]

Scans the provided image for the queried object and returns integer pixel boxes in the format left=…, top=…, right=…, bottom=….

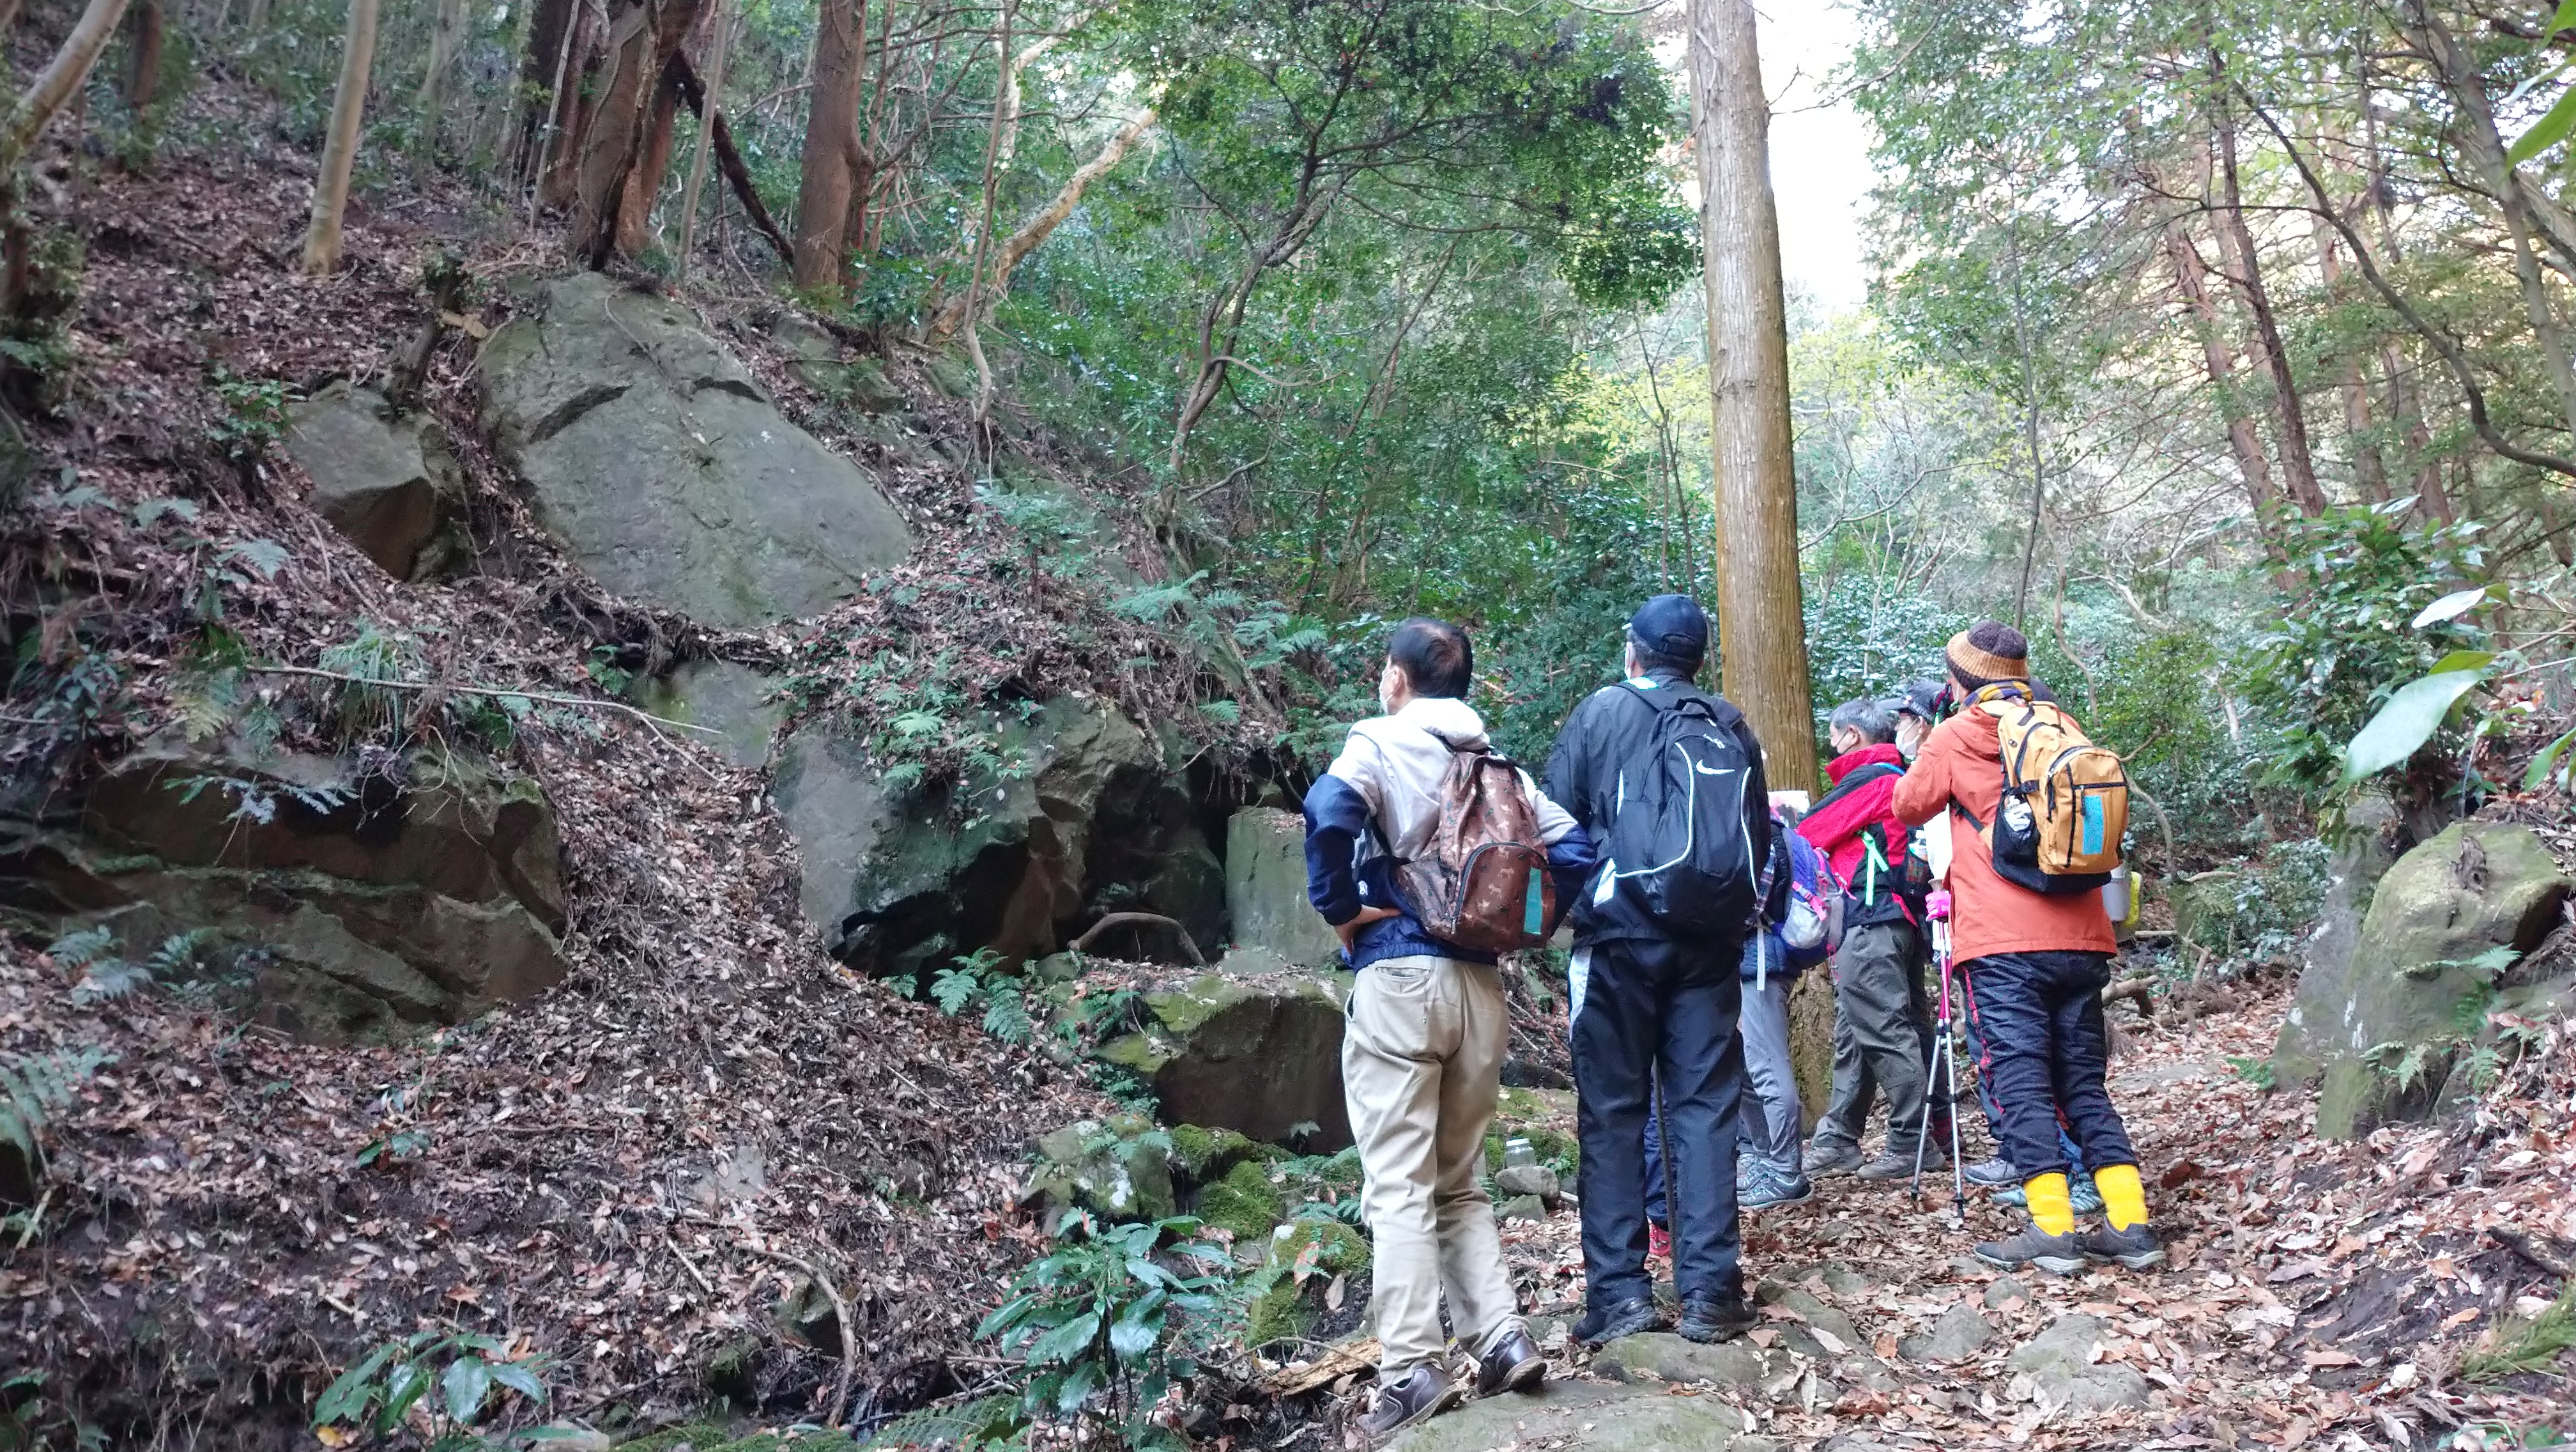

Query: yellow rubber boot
left=2096, top=1163, right=2148, bottom=1230
left=2023, top=1173, right=2074, bottom=1236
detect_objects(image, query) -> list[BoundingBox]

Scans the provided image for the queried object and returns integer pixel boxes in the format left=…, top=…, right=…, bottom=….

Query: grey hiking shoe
left=1857, top=1146, right=1946, bottom=1180
left=1974, top=1226, right=2087, bottom=1276
left=2078, top=1223, right=2168, bottom=1270
left=1356, top=1364, right=1462, bottom=1443
left=1806, top=1138, right=1864, bottom=1177
left=1740, top=1162, right=1814, bottom=1210
left=1965, top=1156, right=2021, bottom=1187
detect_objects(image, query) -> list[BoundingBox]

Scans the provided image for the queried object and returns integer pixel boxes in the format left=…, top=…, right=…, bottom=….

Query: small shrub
left=312, top=1331, right=553, bottom=1448
left=977, top=1212, right=1232, bottom=1447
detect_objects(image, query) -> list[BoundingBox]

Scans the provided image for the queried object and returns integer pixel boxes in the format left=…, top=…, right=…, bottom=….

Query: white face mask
left=1378, top=662, right=1403, bottom=715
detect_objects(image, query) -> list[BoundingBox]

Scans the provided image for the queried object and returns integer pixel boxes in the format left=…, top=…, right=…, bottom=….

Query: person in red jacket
left=1798, top=699, right=1946, bottom=1180
left=1890, top=621, right=2162, bottom=1274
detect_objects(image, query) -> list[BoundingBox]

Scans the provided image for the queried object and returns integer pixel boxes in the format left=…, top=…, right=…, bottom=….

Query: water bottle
left=2101, top=863, right=2133, bottom=925
left=1505, top=1138, right=1537, bottom=1171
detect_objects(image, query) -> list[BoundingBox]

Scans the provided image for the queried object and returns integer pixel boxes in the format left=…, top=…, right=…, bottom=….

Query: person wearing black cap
left=1889, top=679, right=1946, bottom=764
left=1541, top=594, right=1770, bottom=1347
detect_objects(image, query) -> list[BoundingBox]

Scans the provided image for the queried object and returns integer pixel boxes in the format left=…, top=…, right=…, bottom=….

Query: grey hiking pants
left=1813, top=920, right=1942, bottom=1156
left=1737, top=970, right=1803, bottom=1173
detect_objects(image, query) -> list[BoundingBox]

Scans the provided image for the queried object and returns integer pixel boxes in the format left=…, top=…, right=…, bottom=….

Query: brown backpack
left=1396, top=748, right=1557, bottom=952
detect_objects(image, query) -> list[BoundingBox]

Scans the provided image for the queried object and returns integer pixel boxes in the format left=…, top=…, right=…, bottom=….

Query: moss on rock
left=1169, top=1123, right=1261, bottom=1183
left=1195, top=1158, right=1285, bottom=1246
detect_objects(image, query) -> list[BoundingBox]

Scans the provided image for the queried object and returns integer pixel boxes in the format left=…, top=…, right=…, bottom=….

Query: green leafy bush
left=313, top=1331, right=555, bottom=1449
left=977, top=1213, right=1232, bottom=1447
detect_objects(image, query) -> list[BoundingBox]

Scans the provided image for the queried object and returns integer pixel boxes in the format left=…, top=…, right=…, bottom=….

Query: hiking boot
left=1676, top=1293, right=1759, bottom=1343
left=1965, top=1156, right=2021, bottom=1187
left=1475, top=1328, right=1547, bottom=1397
left=1857, top=1146, right=1945, bottom=1180
left=2069, top=1173, right=2104, bottom=1217
left=1356, top=1364, right=1462, bottom=1443
left=1993, top=1173, right=2101, bottom=1212
left=1973, top=1226, right=2087, bottom=1276
left=1806, top=1138, right=1864, bottom=1177
left=1572, top=1296, right=1662, bottom=1347
left=1740, top=1162, right=1814, bottom=1210
left=2078, top=1223, right=2168, bottom=1270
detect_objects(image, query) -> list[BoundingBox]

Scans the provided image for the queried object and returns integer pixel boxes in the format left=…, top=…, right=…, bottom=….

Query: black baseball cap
left=1890, top=679, right=1946, bottom=721
left=1627, top=594, right=1708, bottom=663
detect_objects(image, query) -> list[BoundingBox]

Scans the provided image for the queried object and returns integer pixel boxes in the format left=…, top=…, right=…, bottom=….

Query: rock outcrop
left=3, top=739, right=566, bottom=1042
left=2294, top=823, right=2572, bottom=1138
left=2272, top=791, right=2413, bottom=1086
left=1225, top=808, right=1342, bottom=966
left=1098, top=949, right=1356, bottom=1148
left=284, top=383, right=464, bottom=581
left=628, top=659, right=786, bottom=772
left=477, top=272, right=912, bottom=630
left=776, top=695, right=1227, bottom=978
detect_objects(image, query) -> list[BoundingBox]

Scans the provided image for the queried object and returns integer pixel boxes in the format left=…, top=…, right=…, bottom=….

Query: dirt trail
left=1356, top=977, right=2576, bottom=1451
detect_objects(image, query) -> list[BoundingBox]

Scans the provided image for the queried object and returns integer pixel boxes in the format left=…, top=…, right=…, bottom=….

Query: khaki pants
left=1342, top=954, right=1526, bottom=1375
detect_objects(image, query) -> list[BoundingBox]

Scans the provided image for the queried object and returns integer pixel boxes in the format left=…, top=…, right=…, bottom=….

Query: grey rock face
left=2009, top=1312, right=2150, bottom=1411
left=286, top=383, right=464, bottom=580
left=1900, top=1302, right=1995, bottom=1362
left=1226, top=808, right=1345, bottom=967
left=477, top=272, right=912, bottom=629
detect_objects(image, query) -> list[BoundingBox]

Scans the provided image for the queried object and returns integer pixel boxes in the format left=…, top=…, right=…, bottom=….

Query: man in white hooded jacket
left=1303, top=617, right=1596, bottom=1440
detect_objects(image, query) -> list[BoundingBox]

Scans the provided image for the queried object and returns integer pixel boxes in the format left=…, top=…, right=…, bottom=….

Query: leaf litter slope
left=0, top=86, right=1182, bottom=1439
left=1473, top=959, right=2576, bottom=1451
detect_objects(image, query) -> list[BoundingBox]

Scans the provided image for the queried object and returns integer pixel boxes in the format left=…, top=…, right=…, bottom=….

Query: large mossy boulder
left=775, top=695, right=1170, bottom=978
left=2274, top=791, right=2413, bottom=1086
left=477, top=272, right=912, bottom=630
left=285, top=383, right=466, bottom=581
left=1224, top=808, right=1342, bottom=967
left=2, top=739, right=566, bottom=1042
left=2295, top=823, right=2572, bottom=1138
left=1098, top=949, right=1356, bottom=1149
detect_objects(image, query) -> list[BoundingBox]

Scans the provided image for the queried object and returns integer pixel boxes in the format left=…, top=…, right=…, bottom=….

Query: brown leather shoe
left=1475, top=1327, right=1547, bottom=1396
left=1356, top=1364, right=1462, bottom=1443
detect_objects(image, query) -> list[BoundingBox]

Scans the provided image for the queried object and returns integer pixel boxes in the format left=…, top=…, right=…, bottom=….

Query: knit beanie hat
left=1946, top=620, right=2030, bottom=691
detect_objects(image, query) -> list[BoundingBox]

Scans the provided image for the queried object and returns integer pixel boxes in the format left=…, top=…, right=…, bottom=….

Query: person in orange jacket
left=1889, top=621, right=2163, bottom=1274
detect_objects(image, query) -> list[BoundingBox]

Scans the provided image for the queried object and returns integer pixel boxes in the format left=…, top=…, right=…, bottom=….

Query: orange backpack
left=1953, top=686, right=2128, bottom=896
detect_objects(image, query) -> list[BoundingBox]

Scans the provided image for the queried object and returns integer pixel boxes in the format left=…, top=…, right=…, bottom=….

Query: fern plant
left=930, top=948, right=1032, bottom=1045
left=2, top=1044, right=114, bottom=1176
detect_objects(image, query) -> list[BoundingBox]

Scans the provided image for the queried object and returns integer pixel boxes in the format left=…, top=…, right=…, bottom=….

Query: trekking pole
left=1908, top=890, right=1968, bottom=1227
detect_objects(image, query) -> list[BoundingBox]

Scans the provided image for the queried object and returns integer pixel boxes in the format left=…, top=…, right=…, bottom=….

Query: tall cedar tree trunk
left=571, top=0, right=705, bottom=261
left=2168, top=219, right=2285, bottom=525
left=2208, top=91, right=2326, bottom=516
left=1688, top=0, right=1816, bottom=798
left=790, top=0, right=865, bottom=293
left=616, top=78, right=681, bottom=252
left=2408, top=1, right=2576, bottom=454
left=538, top=5, right=598, bottom=207
left=302, top=0, right=380, bottom=275
left=120, top=0, right=159, bottom=107
left=415, top=0, right=467, bottom=166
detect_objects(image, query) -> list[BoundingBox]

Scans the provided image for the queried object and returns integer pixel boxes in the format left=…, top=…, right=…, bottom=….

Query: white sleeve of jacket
left=1519, top=769, right=1577, bottom=846
left=1325, top=729, right=1391, bottom=821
